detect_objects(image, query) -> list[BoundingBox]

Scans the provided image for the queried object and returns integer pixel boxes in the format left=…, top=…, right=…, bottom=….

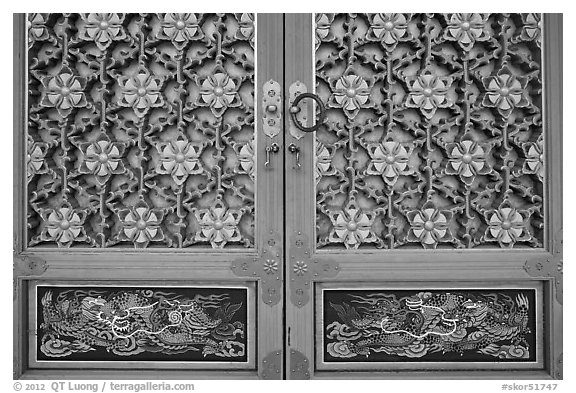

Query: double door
left=14, top=13, right=562, bottom=379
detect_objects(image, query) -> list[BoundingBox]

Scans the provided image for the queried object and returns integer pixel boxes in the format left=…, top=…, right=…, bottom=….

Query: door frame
left=283, top=13, right=562, bottom=380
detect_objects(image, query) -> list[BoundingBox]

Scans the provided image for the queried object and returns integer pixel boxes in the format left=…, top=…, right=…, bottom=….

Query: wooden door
left=14, top=13, right=284, bottom=379
left=14, top=12, right=562, bottom=381
left=284, top=13, right=562, bottom=379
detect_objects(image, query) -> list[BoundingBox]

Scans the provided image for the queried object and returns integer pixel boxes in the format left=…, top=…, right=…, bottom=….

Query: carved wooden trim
left=289, top=349, right=310, bottom=380
left=231, top=232, right=282, bottom=306
left=524, top=228, right=562, bottom=304
left=289, top=232, right=339, bottom=307
left=261, top=349, right=282, bottom=379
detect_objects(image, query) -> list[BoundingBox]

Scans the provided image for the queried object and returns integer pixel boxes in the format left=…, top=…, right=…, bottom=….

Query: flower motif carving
left=117, top=68, right=165, bottom=118
left=155, top=137, right=203, bottom=186
left=445, top=140, right=491, bottom=184
left=368, top=13, right=409, bottom=51
left=482, top=67, right=530, bottom=117
left=39, top=202, right=88, bottom=248
left=293, top=261, right=308, bottom=276
left=237, top=13, right=254, bottom=40
left=39, top=67, right=87, bottom=118
left=159, top=13, right=201, bottom=50
left=198, top=72, right=240, bottom=117
left=522, top=137, right=544, bottom=181
left=444, top=13, right=490, bottom=51
left=236, top=142, right=255, bottom=179
left=331, top=75, right=371, bottom=119
left=79, top=137, right=126, bottom=185
left=118, top=201, right=165, bottom=248
left=27, top=141, right=49, bottom=179
left=366, top=141, right=414, bottom=186
left=28, top=13, right=50, bottom=45
left=405, top=70, right=453, bottom=119
left=315, top=143, right=336, bottom=183
left=79, top=13, right=126, bottom=51
left=520, top=13, right=541, bottom=42
left=484, top=204, right=530, bottom=247
left=263, top=259, right=279, bottom=275
left=407, top=204, right=453, bottom=249
left=315, top=14, right=333, bottom=48
left=327, top=198, right=378, bottom=249
left=194, top=199, right=243, bottom=249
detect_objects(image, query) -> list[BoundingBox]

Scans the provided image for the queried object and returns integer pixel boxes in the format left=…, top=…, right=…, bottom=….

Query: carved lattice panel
left=314, top=13, right=544, bottom=249
left=26, top=13, right=256, bottom=249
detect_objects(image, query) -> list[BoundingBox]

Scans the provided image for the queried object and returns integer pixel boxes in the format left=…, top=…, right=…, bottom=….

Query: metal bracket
left=261, top=349, right=282, bottom=380
left=14, top=254, right=48, bottom=276
left=524, top=228, right=562, bottom=304
left=288, top=81, right=308, bottom=140
left=555, top=352, right=563, bottom=380
left=289, top=349, right=310, bottom=380
left=231, top=232, right=282, bottom=306
left=289, top=232, right=339, bottom=307
left=262, top=80, right=281, bottom=138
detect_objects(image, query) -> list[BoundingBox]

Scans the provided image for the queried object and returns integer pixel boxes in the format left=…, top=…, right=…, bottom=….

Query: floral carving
left=28, top=13, right=50, bottom=45
left=368, top=13, right=409, bottom=51
left=79, top=137, right=126, bottom=185
left=407, top=204, right=453, bottom=249
left=263, top=259, right=279, bottom=275
left=327, top=198, right=378, bottom=249
left=39, top=67, right=87, bottom=117
left=405, top=70, right=453, bottom=119
left=39, top=202, right=88, bottom=247
left=293, top=261, right=308, bottom=276
left=118, top=201, right=165, bottom=248
left=155, top=137, right=203, bottom=186
left=237, top=13, right=254, bottom=40
left=315, top=143, right=336, bottom=182
left=315, top=14, right=333, bottom=48
left=79, top=13, right=126, bottom=51
left=194, top=199, right=243, bottom=249
left=484, top=205, right=530, bottom=247
left=330, top=75, right=371, bottom=119
left=366, top=141, right=414, bottom=186
left=482, top=67, right=529, bottom=117
left=27, top=141, right=49, bottom=179
left=117, top=68, right=164, bottom=118
left=520, top=13, right=541, bottom=42
left=198, top=72, right=240, bottom=117
left=236, top=142, right=255, bottom=179
left=445, top=140, right=491, bottom=184
left=522, top=137, right=544, bottom=181
left=444, top=13, right=490, bottom=51
left=159, top=13, right=201, bottom=50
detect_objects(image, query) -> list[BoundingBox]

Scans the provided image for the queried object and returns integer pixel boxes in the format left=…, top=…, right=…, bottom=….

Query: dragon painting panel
left=320, top=287, right=541, bottom=367
left=32, top=284, right=252, bottom=365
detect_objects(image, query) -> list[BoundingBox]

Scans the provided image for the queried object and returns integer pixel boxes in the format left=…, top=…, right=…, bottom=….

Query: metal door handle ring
left=289, top=92, right=326, bottom=133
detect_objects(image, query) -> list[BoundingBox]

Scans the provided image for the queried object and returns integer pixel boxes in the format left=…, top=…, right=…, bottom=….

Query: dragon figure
left=326, top=291, right=532, bottom=360
left=39, top=289, right=245, bottom=359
